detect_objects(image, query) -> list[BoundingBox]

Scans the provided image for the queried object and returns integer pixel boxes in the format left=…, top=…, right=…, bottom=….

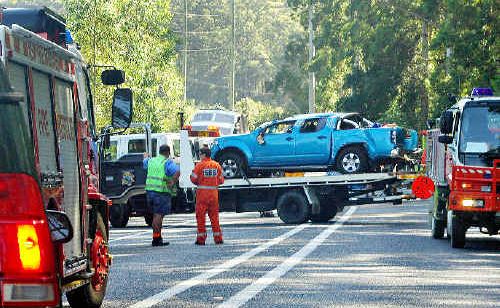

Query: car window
left=340, top=119, right=359, bottom=130
left=152, top=138, right=157, bottom=157
left=214, top=113, right=235, bottom=123
left=193, top=112, right=214, bottom=121
left=300, top=118, right=327, bottom=133
left=265, top=121, right=296, bottom=134
left=104, top=141, right=118, bottom=161
left=128, top=139, right=146, bottom=153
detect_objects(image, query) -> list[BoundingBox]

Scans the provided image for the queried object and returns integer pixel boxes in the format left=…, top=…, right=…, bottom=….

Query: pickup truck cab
left=211, top=112, right=418, bottom=178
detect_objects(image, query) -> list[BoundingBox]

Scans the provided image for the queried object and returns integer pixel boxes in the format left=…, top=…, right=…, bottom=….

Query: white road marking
left=218, top=206, right=357, bottom=308
left=109, top=230, right=150, bottom=243
left=128, top=224, right=308, bottom=308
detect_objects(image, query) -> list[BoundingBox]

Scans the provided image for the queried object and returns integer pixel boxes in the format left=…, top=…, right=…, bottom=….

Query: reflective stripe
left=149, top=176, right=166, bottom=181
left=197, top=185, right=218, bottom=190
left=213, top=232, right=222, bottom=236
left=197, top=232, right=207, bottom=237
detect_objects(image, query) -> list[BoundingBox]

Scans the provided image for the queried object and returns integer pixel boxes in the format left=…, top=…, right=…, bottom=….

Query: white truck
left=185, top=109, right=248, bottom=137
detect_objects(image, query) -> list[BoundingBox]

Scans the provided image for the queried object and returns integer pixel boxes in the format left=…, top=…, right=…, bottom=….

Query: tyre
left=310, top=197, right=338, bottom=223
left=218, top=151, right=246, bottom=179
left=431, top=216, right=445, bottom=239
left=335, top=146, right=368, bottom=174
left=144, top=214, right=153, bottom=227
left=276, top=191, right=310, bottom=224
left=109, top=204, right=129, bottom=228
left=449, top=211, right=466, bottom=248
left=67, top=213, right=109, bottom=308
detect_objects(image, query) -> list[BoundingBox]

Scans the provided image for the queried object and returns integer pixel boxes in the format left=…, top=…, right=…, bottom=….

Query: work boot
left=152, top=237, right=169, bottom=247
left=215, top=240, right=224, bottom=245
left=195, top=240, right=205, bottom=245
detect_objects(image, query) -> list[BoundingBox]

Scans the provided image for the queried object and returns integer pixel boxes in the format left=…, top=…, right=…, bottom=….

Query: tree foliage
left=4, top=0, right=185, bottom=133
left=286, top=0, right=498, bottom=129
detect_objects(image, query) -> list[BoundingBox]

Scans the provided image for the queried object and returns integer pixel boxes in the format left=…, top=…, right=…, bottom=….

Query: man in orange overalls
left=190, top=147, right=225, bottom=245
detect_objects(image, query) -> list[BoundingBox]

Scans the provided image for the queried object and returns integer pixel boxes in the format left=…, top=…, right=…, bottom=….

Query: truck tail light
left=17, top=225, right=42, bottom=271
left=0, top=173, right=59, bottom=306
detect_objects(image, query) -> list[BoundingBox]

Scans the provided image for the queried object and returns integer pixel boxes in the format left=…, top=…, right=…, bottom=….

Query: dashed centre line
left=128, top=223, right=308, bottom=308
left=218, top=206, right=357, bottom=308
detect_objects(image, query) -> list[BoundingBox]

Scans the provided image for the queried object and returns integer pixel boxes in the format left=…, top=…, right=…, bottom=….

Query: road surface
left=70, top=200, right=499, bottom=307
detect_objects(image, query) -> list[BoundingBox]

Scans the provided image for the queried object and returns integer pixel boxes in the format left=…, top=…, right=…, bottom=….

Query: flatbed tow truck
left=179, top=130, right=423, bottom=224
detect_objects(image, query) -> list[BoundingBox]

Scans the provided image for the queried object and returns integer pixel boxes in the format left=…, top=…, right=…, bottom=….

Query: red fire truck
left=0, top=8, right=132, bottom=307
left=426, top=88, right=500, bottom=248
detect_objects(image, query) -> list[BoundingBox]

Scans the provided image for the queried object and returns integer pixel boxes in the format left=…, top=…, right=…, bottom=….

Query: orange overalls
left=190, top=157, right=225, bottom=244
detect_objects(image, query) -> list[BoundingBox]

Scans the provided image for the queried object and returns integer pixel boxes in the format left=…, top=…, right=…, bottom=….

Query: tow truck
left=426, top=88, right=500, bottom=248
left=179, top=130, right=425, bottom=224
left=0, top=8, right=133, bottom=307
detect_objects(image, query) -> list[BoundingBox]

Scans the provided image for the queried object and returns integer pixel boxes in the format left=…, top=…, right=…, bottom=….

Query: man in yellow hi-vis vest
left=143, top=145, right=180, bottom=246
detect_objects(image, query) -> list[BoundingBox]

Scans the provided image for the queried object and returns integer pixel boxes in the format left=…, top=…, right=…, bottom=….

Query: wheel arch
left=333, top=142, right=369, bottom=164
left=215, top=147, right=250, bottom=166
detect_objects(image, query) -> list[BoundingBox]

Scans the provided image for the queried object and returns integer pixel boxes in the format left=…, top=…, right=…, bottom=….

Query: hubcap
left=342, top=153, right=361, bottom=172
left=91, top=229, right=109, bottom=292
left=222, top=159, right=238, bottom=178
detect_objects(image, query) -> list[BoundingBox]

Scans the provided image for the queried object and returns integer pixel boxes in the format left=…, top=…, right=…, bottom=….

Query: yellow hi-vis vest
left=145, top=157, right=175, bottom=195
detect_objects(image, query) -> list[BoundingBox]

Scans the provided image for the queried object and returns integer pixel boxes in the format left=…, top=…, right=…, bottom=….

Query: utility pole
left=231, top=0, right=236, bottom=110
left=308, top=2, right=316, bottom=113
left=183, top=0, right=188, bottom=104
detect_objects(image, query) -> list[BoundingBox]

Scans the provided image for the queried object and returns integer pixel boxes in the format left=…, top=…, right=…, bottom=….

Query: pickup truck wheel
left=277, top=191, right=310, bottom=224
left=449, top=211, right=466, bottom=248
left=336, top=146, right=368, bottom=174
left=109, top=204, right=129, bottom=228
left=218, top=152, right=246, bottom=179
left=66, top=213, right=109, bottom=308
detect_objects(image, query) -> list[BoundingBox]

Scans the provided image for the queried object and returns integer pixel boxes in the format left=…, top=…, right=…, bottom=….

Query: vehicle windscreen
left=214, top=113, right=235, bottom=123
left=192, top=112, right=214, bottom=122
left=459, top=103, right=500, bottom=154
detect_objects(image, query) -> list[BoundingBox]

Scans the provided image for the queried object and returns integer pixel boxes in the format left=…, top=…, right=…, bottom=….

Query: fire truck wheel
left=144, top=214, right=153, bottom=227
left=277, top=191, right=310, bottom=224
left=110, top=204, right=130, bottom=228
left=335, top=146, right=368, bottom=174
left=67, top=213, right=109, bottom=308
left=450, top=212, right=466, bottom=248
left=431, top=216, right=445, bottom=239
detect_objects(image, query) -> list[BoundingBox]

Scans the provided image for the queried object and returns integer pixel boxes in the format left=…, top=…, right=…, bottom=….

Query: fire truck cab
left=427, top=88, right=500, bottom=248
left=0, top=7, right=132, bottom=307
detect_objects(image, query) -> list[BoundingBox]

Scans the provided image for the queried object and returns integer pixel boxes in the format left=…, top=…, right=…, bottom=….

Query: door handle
left=318, top=136, right=327, bottom=140
left=286, top=137, right=293, bottom=141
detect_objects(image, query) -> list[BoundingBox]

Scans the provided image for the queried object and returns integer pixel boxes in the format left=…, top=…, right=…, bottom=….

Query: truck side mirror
left=101, top=69, right=125, bottom=86
left=112, top=88, right=133, bottom=129
left=438, top=135, right=453, bottom=144
left=46, top=210, right=73, bottom=244
left=440, top=111, right=453, bottom=134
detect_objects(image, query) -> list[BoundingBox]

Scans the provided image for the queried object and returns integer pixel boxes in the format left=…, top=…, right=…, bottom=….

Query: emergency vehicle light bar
left=471, top=88, right=494, bottom=97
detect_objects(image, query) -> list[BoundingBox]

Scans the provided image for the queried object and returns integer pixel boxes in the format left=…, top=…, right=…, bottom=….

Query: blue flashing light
left=65, top=30, right=74, bottom=44
left=471, top=87, right=494, bottom=97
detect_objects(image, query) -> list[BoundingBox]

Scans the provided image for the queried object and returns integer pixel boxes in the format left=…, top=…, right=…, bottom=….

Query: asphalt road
left=75, top=200, right=499, bottom=307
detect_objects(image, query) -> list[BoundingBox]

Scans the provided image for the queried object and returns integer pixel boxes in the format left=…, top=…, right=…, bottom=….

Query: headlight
left=462, top=199, right=484, bottom=207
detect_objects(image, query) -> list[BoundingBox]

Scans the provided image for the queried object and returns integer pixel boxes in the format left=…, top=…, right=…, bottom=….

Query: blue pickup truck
left=211, top=112, right=418, bottom=178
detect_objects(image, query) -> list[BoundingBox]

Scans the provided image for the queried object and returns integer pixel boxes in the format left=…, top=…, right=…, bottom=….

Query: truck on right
left=426, top=87, right=500, bottom=248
